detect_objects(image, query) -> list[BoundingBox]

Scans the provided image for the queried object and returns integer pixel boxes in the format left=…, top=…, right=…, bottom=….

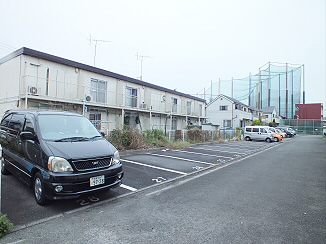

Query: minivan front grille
left=71, top=157, right=112, bottom=171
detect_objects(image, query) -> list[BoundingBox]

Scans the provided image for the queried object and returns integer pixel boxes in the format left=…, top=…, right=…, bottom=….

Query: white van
left=244, top=126, right=274, bottom=142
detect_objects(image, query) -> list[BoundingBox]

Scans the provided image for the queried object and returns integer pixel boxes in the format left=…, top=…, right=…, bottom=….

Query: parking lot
left=1, top=138, right=289, bottom=228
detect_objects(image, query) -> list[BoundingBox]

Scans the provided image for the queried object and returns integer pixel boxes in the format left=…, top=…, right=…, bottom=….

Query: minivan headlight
left=111, top=151, right=120, bottom=165
left=48, top=156, right=73, bottom=172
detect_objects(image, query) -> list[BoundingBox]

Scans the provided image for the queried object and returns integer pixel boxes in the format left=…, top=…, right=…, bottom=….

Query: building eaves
left=206, top=94, right=249, bottom=108
left=0, top=47, right=206, bottom=103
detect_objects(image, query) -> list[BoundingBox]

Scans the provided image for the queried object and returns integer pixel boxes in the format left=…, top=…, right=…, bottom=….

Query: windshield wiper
left=55, top=137, right=90, bottom=142
left=89, top=135, right=102, bottom=140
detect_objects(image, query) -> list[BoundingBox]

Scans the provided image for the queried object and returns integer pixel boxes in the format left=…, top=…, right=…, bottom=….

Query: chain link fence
left=279, top=119, right=324, bottom=135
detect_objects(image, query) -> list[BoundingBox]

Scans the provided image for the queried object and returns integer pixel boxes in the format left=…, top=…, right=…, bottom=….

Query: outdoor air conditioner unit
left=85, top=95, right=92, bottom=102
left=28, top=86, right=39, bottom=95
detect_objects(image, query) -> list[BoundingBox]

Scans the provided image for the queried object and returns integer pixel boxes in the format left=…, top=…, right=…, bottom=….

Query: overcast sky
left=0, top=0, right=325, bottom=110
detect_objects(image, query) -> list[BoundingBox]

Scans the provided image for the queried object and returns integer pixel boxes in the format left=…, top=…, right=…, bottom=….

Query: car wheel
left=266, top=138, right=272, bottom=143
left=245, top=137, right=251, bottom=141
left=1, top=157, right=11, bottom=175
left=34, top=172, right=48, bottom=205
left=274, top=137, right=279, bottom=142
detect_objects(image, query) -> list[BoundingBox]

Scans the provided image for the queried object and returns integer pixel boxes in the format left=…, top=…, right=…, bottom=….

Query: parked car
left=0, top=110, right=123, bottom=205
left=268, top=127, right=284, bottom=141
left=244, top=126, right=274, bottom=142
left=275, top=128, right=287, bottom=138
left=276, top=127, right=295, bottom=137
left=272, top=132, right=283, bottom=142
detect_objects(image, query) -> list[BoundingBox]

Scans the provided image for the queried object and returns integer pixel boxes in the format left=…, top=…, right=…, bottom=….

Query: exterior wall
left=295, top=103, right=323, bottom=119
left=206, top=97, right=232, bottom=128
left=0, top=49, right=206, bottom=132
left=206, top=95, right=258, bottom=128
left=0, top=56, right=22, bottom=115
left=262, top=108, right=280, bottom=124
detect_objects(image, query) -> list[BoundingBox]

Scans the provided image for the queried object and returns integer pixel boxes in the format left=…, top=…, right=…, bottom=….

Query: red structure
left=295, top=103, right=323, bottom=119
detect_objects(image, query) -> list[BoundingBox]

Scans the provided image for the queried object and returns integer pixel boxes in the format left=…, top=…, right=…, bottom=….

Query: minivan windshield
left=38, top=114, right=102, bottom=141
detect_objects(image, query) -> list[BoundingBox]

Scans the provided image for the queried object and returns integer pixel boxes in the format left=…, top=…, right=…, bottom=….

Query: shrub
left=0, top=214, right=13, bottom=238
left=252, top=119, right=262, bottom=125
left=108, top=128, right=147, bottom=151
left=143, top=129, right=168, bottom=146
left=188, top=128, right=203, bottom=142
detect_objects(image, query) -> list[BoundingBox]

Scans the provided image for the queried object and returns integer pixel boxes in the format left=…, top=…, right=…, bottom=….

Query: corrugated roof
left=0, top=47, right=206, bottom=103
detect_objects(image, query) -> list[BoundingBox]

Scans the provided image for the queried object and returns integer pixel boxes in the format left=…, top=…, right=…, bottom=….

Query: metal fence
left=166, top=129, right=242, bottom=142
left=279, top=119, right=324, bottom=135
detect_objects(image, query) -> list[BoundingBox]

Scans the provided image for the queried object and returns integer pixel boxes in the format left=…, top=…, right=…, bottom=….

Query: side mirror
left=20, top=131, right=37, bottom=141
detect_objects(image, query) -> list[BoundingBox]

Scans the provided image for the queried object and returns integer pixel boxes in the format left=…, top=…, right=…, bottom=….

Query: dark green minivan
left=0, top=110, right=123, bottom=205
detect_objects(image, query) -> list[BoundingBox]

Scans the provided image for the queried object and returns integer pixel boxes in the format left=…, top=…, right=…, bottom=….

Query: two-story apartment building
left=206, top=94, right=262, bottom=128
left=0, top=47, right=206, bottom=133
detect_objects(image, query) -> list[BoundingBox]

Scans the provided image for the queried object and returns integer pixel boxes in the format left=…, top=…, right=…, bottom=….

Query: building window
left=187, top=101, right=192, bottom=115
left=126, top=87, right=138, bottom=107
left=89, top=113, right=101, bottom=130
left=220, top=105, right=228, bottom=111
left=223, top=120, right=231, bottom=127
left=91, top=78, right=107, bottom=103
left=172, top=98, right=178, bottom=113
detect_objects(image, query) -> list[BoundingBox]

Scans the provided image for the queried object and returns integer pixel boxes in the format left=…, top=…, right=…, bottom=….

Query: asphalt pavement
left=1, top=135, right=326, bottom=243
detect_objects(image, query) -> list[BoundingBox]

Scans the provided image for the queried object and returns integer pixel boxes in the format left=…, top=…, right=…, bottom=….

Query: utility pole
left=136, top=52, right=151, bottom=80
left=88, top=35, right=111, bottom=66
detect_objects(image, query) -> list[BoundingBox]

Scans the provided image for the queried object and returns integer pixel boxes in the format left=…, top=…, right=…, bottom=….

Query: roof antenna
left=88, top=34, right=111, bottom=66
left=136, top=52, right=152, bottom=81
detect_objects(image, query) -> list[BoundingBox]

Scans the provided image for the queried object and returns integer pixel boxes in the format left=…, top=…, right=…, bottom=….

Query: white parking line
left=199, top=144, right=258, bottom=151
left=221, top=143, right=264, bottom=149
left=173, top=150, right=234, bottom=159
left=120, top=184, right=138, bottom=192
left=121, top=159, right=187, bottom=175
left=149, top=153, right=217, bottom=164
left=190, top=147, right=246, bottom=155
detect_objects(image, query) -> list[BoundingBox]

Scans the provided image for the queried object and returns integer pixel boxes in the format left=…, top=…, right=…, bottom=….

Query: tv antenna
left=136, top=52, right=152, bottom=80
left=88, top=34, right=111, bottom=66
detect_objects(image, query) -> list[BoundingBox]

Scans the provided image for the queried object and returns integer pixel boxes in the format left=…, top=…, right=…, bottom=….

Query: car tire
left=1, top=157, right=11, bottom=175
left=274, top=137, right=279, bottom=142
left=245, top=137, right=251, bottom=141
left=266, top=138, right=272, bottom=143
left=34, top=172, right=48, bottom=205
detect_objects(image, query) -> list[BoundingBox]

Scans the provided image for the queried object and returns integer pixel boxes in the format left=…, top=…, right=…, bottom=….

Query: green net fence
left=197, top=62, right=304, bottom=119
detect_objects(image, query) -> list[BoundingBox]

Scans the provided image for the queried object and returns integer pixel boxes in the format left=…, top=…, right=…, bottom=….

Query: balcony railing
left=21, top=75, right=204, bottom=117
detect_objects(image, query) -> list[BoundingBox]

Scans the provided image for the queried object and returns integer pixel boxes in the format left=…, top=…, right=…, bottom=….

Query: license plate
left=90, top=175, right=105, bottom=187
